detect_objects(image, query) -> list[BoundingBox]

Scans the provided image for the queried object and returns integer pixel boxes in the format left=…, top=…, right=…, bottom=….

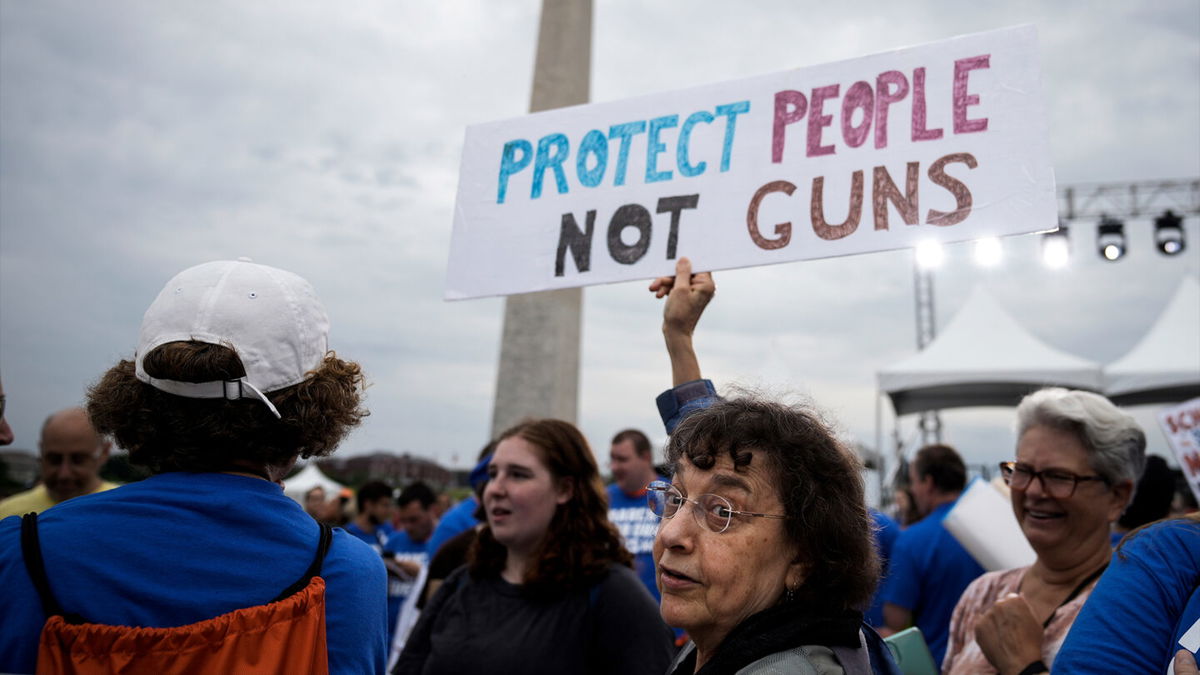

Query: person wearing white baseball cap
left=0, top=259, right=389, bottom=674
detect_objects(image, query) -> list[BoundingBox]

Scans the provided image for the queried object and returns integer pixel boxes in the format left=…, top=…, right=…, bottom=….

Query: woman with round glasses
left=646, top=258, right=892, bottom=674
left=941, top=387, right=1145, bottom=675
left=647, top=396, right=881, bottom=674
left=395, top=419, right=675, bottom=675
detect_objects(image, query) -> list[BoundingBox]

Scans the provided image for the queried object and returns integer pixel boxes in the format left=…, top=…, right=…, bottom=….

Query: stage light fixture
left=973, top=237, right=1002, bottom=267
left=915, top=240, right=945, bottom=269
left=1041, top=222, right=1069, bottom=269
left=1154, top=210, right=1185, bottom=256
left=1096, top=216, right=1126, bottom=261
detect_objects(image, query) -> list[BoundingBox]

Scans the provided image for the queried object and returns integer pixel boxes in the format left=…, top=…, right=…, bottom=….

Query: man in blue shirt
left=346, top=481, right=409, bottom=637
left=385, top=481, right=436, bottom=641
left=605, top=428, right=665, bottom=602
left=345, top=481, right=396, bottom=551
left=880, top=444, right=985, bottom=668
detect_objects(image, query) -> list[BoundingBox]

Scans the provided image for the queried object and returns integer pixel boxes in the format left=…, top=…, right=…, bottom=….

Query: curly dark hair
left=665, top=396, right=879, bottom=612
left=87, top=341, right=367, bottom=473
left=468, top=419, right=632, bottom=598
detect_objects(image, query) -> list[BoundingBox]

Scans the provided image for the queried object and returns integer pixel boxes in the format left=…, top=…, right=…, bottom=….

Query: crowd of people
left=0, top=256, right=1196, bottom=674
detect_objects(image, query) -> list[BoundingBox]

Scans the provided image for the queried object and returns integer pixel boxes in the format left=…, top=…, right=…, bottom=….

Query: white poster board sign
left=446, top=25, right=1055, bottom=300
left=1158, top=397, right=1200, bottom=504
left=944, top=477, right=1036, bottom=572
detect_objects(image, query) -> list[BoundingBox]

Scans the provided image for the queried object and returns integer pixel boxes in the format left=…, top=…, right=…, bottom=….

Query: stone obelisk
left=490, top=0, right=592, bottom=437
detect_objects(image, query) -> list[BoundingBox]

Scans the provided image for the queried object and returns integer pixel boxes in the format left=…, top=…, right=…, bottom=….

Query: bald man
left=0, top=408, right=118, bottom=518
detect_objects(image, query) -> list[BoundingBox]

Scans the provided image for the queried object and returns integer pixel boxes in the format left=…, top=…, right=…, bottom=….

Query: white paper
left=943, top=477, right=1037, bottom=572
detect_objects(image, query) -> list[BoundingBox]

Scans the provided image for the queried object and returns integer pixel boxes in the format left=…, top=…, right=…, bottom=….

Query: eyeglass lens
left=648, top=484, right=733, bottom=533
left=1004, top=464, right=1079, bottom=498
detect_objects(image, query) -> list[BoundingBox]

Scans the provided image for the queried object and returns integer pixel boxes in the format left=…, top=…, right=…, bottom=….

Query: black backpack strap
left=19, top=512, right=89, bottom=624
left=20, top=513, right=64, bottom=618
left=18, top=514, right=92, bottom=625
left=272, top=522, right=333, bottom=602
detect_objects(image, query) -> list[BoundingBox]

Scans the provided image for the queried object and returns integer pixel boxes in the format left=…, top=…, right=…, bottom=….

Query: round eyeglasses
left=998, top=461, right=1109, bottom=499
left=646, top=480, right=787, bottom=534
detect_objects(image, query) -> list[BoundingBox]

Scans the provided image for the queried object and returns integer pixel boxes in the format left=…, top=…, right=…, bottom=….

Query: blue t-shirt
left=345, top=521, right=405, bottom=637
left=607, top=481, right=665, bottom=602
left=865, top=508, right=901, bottom=628
left=1054, top=518, right=1200, bottom=673
left=426, top=496, right=479, bottom=557
left=0, top=472, right=388, bottom=675
left=383, top=529, right=429, bottom=639
left=345, top=520, right=394, bottom=551
left=879, top=500, right=984, bottom=667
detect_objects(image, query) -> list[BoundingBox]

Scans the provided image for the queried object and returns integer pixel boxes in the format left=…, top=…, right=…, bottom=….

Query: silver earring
left=785, top=585, right=796, bottom=603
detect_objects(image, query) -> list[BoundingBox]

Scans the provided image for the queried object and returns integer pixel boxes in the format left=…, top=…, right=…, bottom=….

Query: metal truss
left=1059, top=179, right=1200, bottom=221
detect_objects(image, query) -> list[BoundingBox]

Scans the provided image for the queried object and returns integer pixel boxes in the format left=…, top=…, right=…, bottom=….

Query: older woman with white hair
left=941, top=387, right=1146, bottom=675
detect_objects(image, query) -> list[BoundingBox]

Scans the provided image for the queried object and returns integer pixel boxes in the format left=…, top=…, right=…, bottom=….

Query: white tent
left=1105, top=276, right=1200, bottom=406
left=283, top=462, right=346, bottom=505
left=878, top=287, right=1104, bottom=416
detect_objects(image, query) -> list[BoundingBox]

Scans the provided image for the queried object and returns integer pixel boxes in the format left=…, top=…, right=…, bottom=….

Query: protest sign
left=944, top=477, right=1036, bottom=572
left=445, top=25, right=1056, bottom=300
left=1158, top=397, right=1200, bottom=503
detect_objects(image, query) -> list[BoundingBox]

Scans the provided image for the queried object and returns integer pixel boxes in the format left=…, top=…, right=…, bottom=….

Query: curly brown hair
left=665, top=396, right=879, bottom=612
left=468, top=419, right=632, bottom=598
left=87, top=341, right=367, bottom=473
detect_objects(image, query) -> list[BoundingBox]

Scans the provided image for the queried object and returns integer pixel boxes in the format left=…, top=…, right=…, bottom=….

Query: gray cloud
left=1, top=1, right=1197, bottom=480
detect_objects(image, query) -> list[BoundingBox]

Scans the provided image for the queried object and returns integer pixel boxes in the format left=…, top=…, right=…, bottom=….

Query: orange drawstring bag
left=21, top=514, right=332, bottom=675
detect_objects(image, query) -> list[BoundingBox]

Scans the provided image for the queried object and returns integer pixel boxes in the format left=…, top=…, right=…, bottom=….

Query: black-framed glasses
left=646, top=480, right=787, bottom=534
left=998, top=461, right=1109, bottom=498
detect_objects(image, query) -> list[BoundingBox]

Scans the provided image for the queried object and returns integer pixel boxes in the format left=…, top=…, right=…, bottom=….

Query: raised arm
left=649, top=258, right=719, bottom=435
left=649, top=257, right=715, bottom=386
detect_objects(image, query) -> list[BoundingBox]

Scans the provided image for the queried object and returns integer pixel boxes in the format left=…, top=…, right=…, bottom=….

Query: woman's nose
left=484, top=476, right=505, bottom=498
left=656, top=504, right=697, bottom=550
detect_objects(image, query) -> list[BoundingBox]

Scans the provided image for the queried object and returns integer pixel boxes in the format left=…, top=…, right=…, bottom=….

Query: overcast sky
left=1, top=1, right=1197, bottom=479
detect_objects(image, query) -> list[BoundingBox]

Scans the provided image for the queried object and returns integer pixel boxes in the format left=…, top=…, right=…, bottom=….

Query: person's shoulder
left=603, top=561, right=642, bottom=585
left=384, top=529, right=422, bottom=553
left=596, top=563, right=655, bottom=603
left=435, top=564, right=474, bottom=596
left=443, top=497, right=477, bottom=522
left=1118, top=517, right=1200, bottom=566
left=0, top=485, right=49, bottom=517
left=331, top=527, right=385, bottom=564
left=1136, top=517, right=1200, bottom=545
left=959, top=567, right=1022, bottom=604
left=871, top=508, right=898, bottom=528
left=742, top=645, right=837, bottom=675
left=0, top=512, right=21, bottom=550
left=894, top=516, right=938, bottom=543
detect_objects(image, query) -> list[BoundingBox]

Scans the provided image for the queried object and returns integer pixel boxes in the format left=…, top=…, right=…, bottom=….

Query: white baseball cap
left=134, top=258, right=330, bottom=418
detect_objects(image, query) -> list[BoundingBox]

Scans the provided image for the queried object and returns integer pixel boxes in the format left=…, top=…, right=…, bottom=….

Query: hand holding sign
left=651, top=258, right=715, bottom=387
